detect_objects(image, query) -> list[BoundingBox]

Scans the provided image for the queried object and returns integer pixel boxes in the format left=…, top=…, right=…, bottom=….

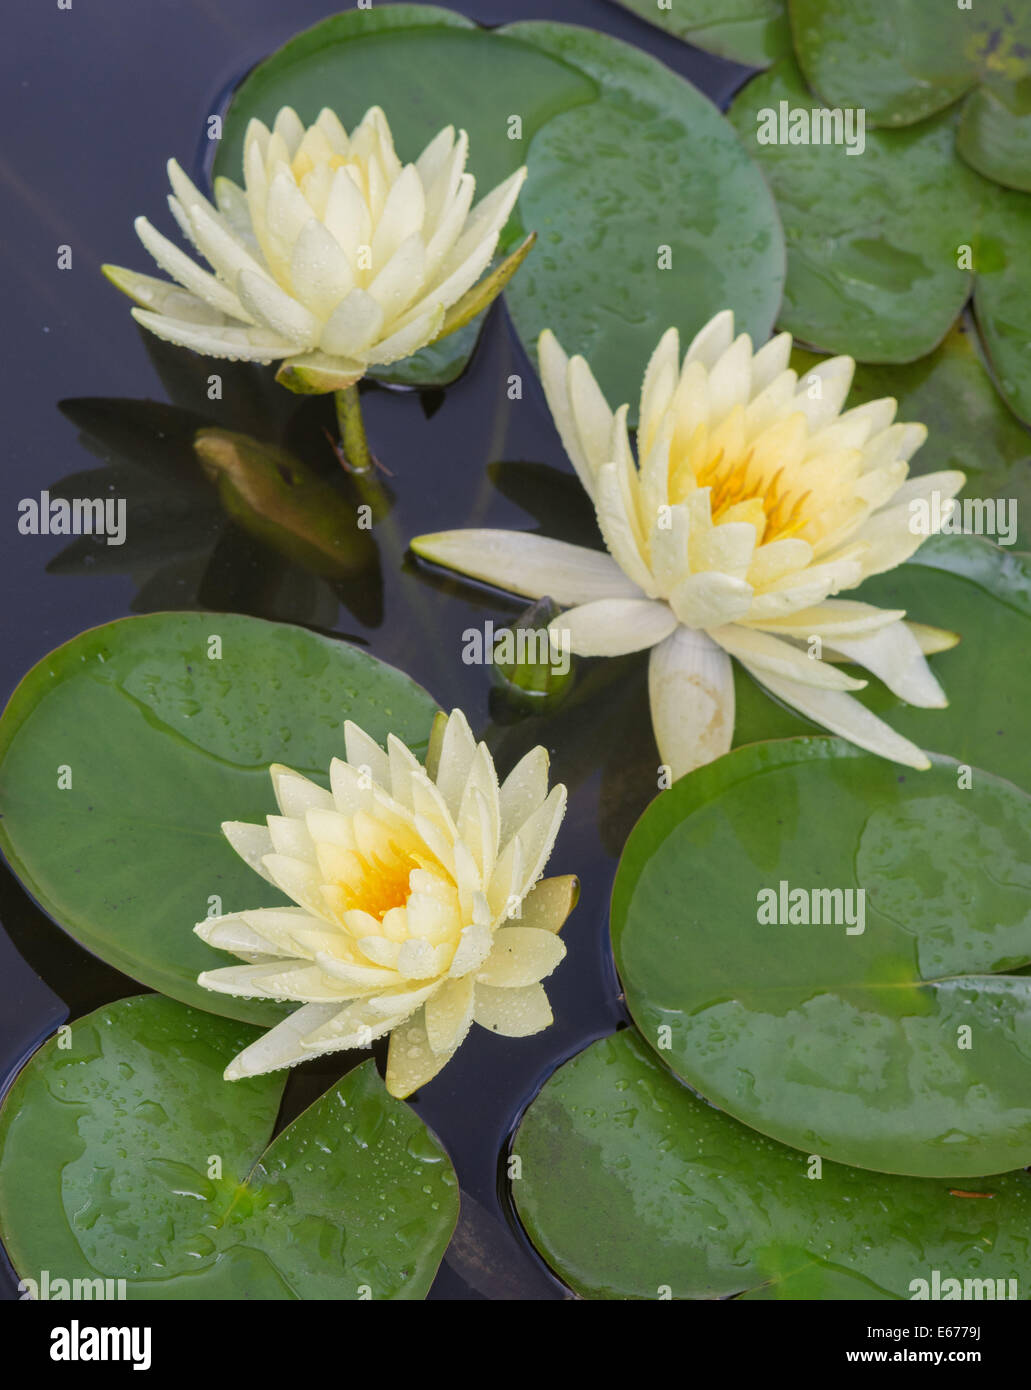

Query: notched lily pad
left=0, top=996, right=458, bottom=1299
left=611, top=738, right=1031, bottom=1177
left=513, top=1029, right=1031, bottom=1299
left=609, top=0, right=791, bottom=69
left=0, top=612, right=438, bottom=1022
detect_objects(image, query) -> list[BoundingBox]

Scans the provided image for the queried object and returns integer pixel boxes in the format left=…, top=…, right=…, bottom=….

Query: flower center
left=695, top=446, right=813, bottom=543
left=341, top=840, right=419, bottom=922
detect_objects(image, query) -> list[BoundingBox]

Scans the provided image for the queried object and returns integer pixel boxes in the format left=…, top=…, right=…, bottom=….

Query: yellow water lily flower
left=412, top=312, right=965, bottom=777
left=104, top=105, right=528, bottom=395
left=195, top=709, right=573, bottom=1097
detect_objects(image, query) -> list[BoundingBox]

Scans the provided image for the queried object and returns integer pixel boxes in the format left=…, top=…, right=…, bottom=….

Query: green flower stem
left=334, top=384, right=373, bottom=474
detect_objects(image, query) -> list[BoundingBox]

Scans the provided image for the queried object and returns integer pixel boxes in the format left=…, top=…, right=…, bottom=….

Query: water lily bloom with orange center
left=103, top=105, right=528, bottom=395
left=195, top=710, right=573, bottom=1097
left=412, top=312, right=964, bottom=777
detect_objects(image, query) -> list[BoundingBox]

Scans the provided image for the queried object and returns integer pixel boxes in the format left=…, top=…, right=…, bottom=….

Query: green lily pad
left=790, top=0, right=1031, bottom=183
left=973, top=183, right=1031, bottom=426
left=0, top=612, right=438, bottom=1023
left=216, top=5, right=784, bottom=412
left=0, top=996, right=458, bottom=1299
left=734, top=536, right=1031, bottom=795
left=513, top=1028, right=1031, bottom=1299
left=611, top=738, right=1031, bottom=1177
left=728, top=56, right=980, bottom=363
left=791, top=325, right=1031, bottom=547
left=609, top=0, right=791, bottom=69
left=958, top=80, right=1031, bottom=193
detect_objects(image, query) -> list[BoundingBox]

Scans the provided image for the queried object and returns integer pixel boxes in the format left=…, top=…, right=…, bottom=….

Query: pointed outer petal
left=410, top=770, right=457, bottom=841
left=133, top=217, right=252, bottom=321
left=448, top=923, right=494, bottom=978
left=513, top=874, right=579, bottom=934
left=457, top=785, right=498, bottom=883
left=841, top=396, right=898, bottom=444
left=683, top=309, right=735, bottom=369
left=271, top=106, right=305, bottom=156
left=357, top=935, right=401, bottom=968
left=842, top=512, right=940, bottom=581
left=748, top=599, right=907, bottom=639
left=690, top=520, right=758, bottom=581
left=793, top=355, right=855, bottom=429
left=537, top=330, right=596, bottom=500
left=275, top=352, right=365, bottom=395
left=385, top=1009, right=455, bottom=1098
left=422, top=171, right=476, bottom=280
left=198, top=961, right=356, bottom=1002
left=489, top=785, right=567, bottom=916
left=857, top=422, right=927, bottom=477
left=851, top=461, right=910, bottom=517
left=879, top=469, right=966, bottom=514
left=749, top=670, right=931, bottom=770
left=327, top=756, right=372, bottom=815
left=908, top=621, right=960, bottom=655
left=312, top=107, right=349, bottom=154
left=473, top=981, right=552, bottom=1036
left=195, top=911, right=288, bottom=958
left=367, top=231, right=425, bottom=324
left=361, top=106, right=403, bottom=184
left=669, top=571, right=753, bottom=629
left=225, top=905, right=345, bottom=953
left=129, top=308, right=294, bottom=362
left=648, top=627, right=734, bottom=780
left=750, top=330, right=792, bottom=393
left=709, top=624, right=866, bottom=691
left=288, top=218, right=354, bottom=317
left=568, top=355, right=618, bottom=480
left=269, top=765, right=334, bottom=817
left=422, top=129, right=468, bottom=231
left=262, top=853, right=332, bottom=917
left=611, top=404, right=650, bottom=548
left=266, top=813, right=317, bottom=862
left=433, top=708, right=477, bottom=819
left=365, top=982, right=438, bottom=1018
left=743, top=370, right=798, bottom=437
left=404, top=889, right=454, bottom=943
left=432, top=166, right=526, bottom=287
left=459, top=744, right=501, bottom=849
left=637, top=328, right=680, bottom=457
left=214, top=176, right=259, bottom=242
left=549, top=598, right=677, bottom=657
left=167, top=193, right=200, bottom=248
left=362, top=303, right=445, bottom=366
left=415, top=125, right=456, bottom=195
left=424, top=974, right=476, bottom=1054
left=221, top=1003, right=342, bottom=1080
left=236, top=268, right=319, bottom=348
left=316, top=287, right=384, bottom=359
left=179, top=189, right=274, bottom=290
left=649, top=505, right=690, bottom=595
left=102, top=265, right=228, bottom=325
left=706, top=334, right=754, bottom=421
left=424, top=709, right=449, bottom=782
left=638, top=411, right=675, bottom=522
left=371, top=166, right=426, bottom=270
left=822, top=621, right=947, bottom=708
left=395, top=939, right=451, bottom=980
left=324, top=166, right=372, bottom=260
left=433, top=230, right=535, bottom=343
left=594, top=463, right=658, bottom=596
left=744, top=552, right=866, bottom=620
left=476, top=926, right=566, bottom=989
left=452, top=839, right=483, bottom=922
left=315, top=950, right=400, bottom=995
left=746, top=538, right=814, bottom=590
left=410, top=529, right=644, bottom=605
left=299, top=999, right=401, bottom=1050
left=412, top=813, right=457, bottom=878
left=384, top=732, right=424, bottom=811
left=222, top=821, right=276, bottom=883
left=497, top=745, right=549, bottom=848
left=166, top=158, right=222, bottom=228
left=343, top=721, right=390, bottom=789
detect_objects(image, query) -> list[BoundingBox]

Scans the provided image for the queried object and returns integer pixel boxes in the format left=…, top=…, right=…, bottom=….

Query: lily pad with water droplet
left=0, top=612, right=438, bottom=1024
left=733, top=536, right=1031, bottom=796
left=513, top=1028, right=1031, bottom=1298
left=0, top=995, right=458, bottom=1299
left=611, top=738, right=1031, bottom=1176
left=215, top=4, right=784, bottom=414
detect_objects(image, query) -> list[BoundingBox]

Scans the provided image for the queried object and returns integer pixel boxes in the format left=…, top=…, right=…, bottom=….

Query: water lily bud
left=490, top=597, right=576, bottom=710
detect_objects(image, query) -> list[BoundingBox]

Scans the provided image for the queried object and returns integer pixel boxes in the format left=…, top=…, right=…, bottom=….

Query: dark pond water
left=0, top=0, right=751, bottom=1299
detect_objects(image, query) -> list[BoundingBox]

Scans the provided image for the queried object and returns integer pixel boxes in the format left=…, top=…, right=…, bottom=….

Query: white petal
left=551, top=598, right=677, bottom=657
left=670, top=571, right=753, bottom=629
left=319, top=287, right=385, bottom=358
left=473, top=981, right=552, bottom=1036
left=822, top=620, right=947, bottom=708
left=410, top=529, right=644, bottom=604
left=648, top=627, right=734, bottom=779
left=711, top=625, right=867, bottom=691
left=221, top=1003, right=342, bottom=1080
left=477, top=926, right=566, bottom=987
left=751, top=671, right=931, bottom=769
